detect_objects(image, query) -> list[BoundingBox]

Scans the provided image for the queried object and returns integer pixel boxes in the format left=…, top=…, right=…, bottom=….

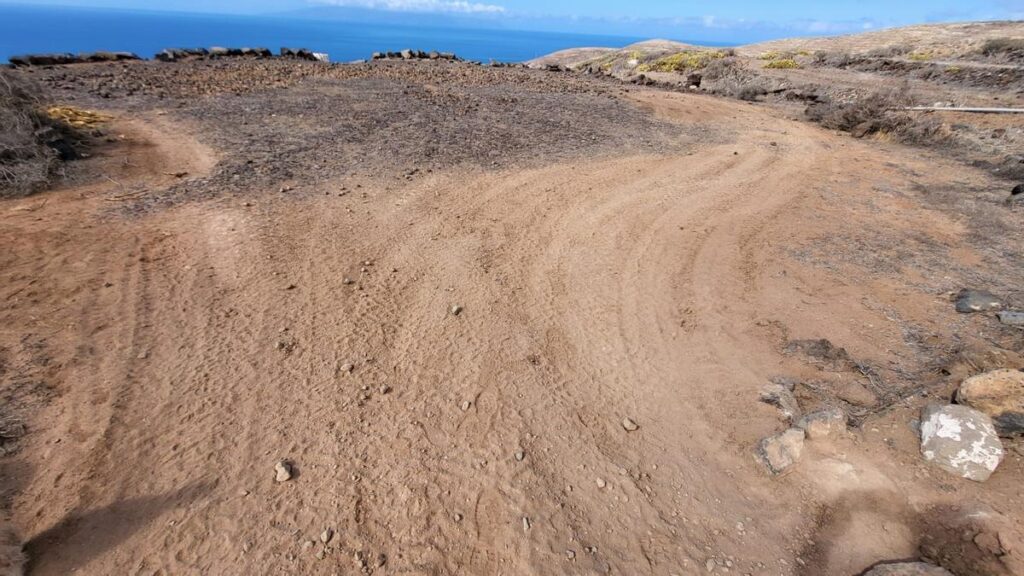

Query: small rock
left=514, top=450, right=525, bottom=461
left=596, top=478, right=606, bottom=488
left=706, top=558, right=716, bottom=572
left=758, top=428, right=805, bottom=475
left=342, top=277, right=355, bottom=285
left=920, top=404, right=1004, bottom=481
left=862, top=561, right=953, bottom=575
left=461, top=400, right=472, bottom=411
left=954, top=289, right=1002, bottom=313
left=453, top=512, right=463, bottom=522
left=566, top=550, right=576, bottom=560
left=621, top=417, right=639, bottom=432
left=320, top=528, right=334, bottom=544
left=522, top=517, right=530, bottom=531
left=379, top=385, right=391, bottom=395
left=274, top=460, right=293, bottom=482
left=997, top=310, right=1024, bottom=326
left=796, top=408, right=846, bottom=439
left=450, top=304, right=463, bottom=316
left=759, top=383, right=801, bottom=422
left=315, top=547, right=326, bottom=560
left=956, top=369, right=1024, bottom=437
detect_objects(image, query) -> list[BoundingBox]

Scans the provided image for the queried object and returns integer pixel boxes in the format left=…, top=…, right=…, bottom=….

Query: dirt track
left=2, top=63, right=1024, bottom=575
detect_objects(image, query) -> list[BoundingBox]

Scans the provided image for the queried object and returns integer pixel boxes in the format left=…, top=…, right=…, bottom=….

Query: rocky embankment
left=7, top=46, right=329, bottom=67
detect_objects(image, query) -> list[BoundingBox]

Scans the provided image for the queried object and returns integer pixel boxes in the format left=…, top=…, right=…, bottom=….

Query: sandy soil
left=2, top=60, right=1024, bottom=575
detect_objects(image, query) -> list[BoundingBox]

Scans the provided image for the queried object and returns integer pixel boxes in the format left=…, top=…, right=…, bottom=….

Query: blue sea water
left=0, top=4, right=648, bottom=64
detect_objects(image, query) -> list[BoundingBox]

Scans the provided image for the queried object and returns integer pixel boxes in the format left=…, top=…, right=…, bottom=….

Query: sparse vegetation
left=637, top=50, right=728, bottom=72
left=764, top=59, right=801, bottom=69
left=907, top=50, right=933, bottom=61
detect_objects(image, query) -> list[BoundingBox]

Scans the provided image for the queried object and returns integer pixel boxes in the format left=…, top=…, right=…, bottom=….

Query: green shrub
left=763, top=59, right=801, bottom=69
left=637, top=50, right=728, bottom=72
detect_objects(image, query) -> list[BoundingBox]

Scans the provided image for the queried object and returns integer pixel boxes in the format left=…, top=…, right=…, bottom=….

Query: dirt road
left=2, top=81, right=1022, bottom=575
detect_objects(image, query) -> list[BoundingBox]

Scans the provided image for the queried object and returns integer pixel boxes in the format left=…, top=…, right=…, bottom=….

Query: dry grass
left=0, top=70, right=63, bottom=197
left=46, top=106, right=110, bottom=127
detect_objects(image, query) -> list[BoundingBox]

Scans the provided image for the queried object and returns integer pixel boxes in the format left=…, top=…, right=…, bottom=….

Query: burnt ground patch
left=18, top=60, right=721, bottom=211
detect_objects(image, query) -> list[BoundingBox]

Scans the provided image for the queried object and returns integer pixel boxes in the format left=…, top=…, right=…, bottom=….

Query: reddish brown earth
left=1, top=58, right=1023, bottom=575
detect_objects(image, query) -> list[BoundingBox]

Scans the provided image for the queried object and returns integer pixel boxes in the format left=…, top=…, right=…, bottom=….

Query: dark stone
left=81, top=51, right=141, bottom=62
left=954, top=289, right=1003, bottom=313
left=280, top=47, right=317, bottom=60
left=1013, top=183, right=1022, bottom=196
left=155, top=48, right=207, bottom=62
left=45, top=136, right=78, bottom=161
left=11, top=53, right=80, bottom=66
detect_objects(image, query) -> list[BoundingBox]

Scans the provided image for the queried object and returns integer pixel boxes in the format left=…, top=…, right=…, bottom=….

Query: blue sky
left=5, top=0, right=1024, bottom=41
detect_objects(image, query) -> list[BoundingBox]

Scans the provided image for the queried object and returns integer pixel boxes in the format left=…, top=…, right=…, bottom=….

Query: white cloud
left=313, top=0, right=505, bottom=13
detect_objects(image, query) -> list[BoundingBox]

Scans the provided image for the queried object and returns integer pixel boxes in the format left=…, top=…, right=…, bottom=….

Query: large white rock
left=920, top=404, right=1004, bottom=482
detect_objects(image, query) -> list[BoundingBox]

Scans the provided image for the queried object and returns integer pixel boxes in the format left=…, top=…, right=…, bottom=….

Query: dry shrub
left=812, top=50, right=854, bottom=68
left=805, top=90, right=949, bottom=146
left=702, top=57, right=740, bottom=81
left=735, top=84, right=769, bottom=101
left=0, top=69, right=68, bottom=197
left=865, top=44, right=913, bottom=58
left=980, top=37, right=1024, bottom=59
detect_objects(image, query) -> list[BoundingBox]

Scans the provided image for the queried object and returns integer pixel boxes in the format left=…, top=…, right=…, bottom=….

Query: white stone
left=920, top=404, right=1004, bottom=482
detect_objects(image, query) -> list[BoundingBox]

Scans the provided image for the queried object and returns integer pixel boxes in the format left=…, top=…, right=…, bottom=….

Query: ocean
left=0, top=4, right=648, bottom=64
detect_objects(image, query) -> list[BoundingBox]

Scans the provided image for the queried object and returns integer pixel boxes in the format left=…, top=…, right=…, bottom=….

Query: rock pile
left=9, top=51, right=141, bottom=66
left=10, top=47, right=327, bottom=66
left=757, top=380, right=849, bottom=474
left=371, top=50, right=460, bottom=62
left=154, top=48, right=211, bottom=62
left=280, top=47, right=328, bottom=62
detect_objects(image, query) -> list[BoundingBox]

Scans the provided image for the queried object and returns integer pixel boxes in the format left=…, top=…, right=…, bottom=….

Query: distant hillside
left=736, top=20, right=1024, bottom=57
left=528, top=39, right=705, bottom=68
